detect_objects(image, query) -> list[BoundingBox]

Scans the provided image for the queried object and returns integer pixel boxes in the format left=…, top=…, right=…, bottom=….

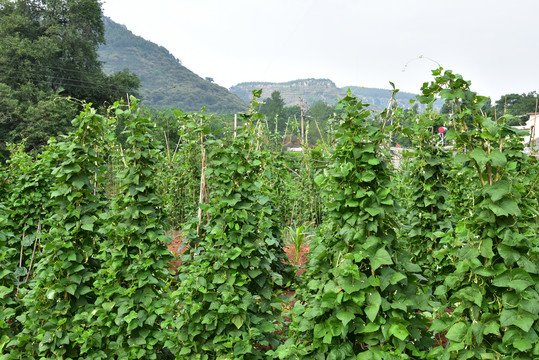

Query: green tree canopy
left=0, top=0, right=140, bottom=156
left=494, top=91, right=538, bottom=122
left=307, top=100, right=334, bottom=144
left=260, top=91, right=285, bottom=121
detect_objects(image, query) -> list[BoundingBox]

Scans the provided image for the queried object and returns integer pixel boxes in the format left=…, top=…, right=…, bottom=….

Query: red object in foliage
left=438, top=126, right=447, bottom=134
left=396, top=143, right=400, bottom=148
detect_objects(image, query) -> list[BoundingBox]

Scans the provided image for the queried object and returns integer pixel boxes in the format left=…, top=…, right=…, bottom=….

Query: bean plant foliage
left=395, top=103, right=457, bottom=303
left=90, top=99, right=174, bottom=359
left=272, top=92, right=431, bottom=359
left=165, top=92, right=293, bottom=359
left=419, top=69, right=539, bottom=359
left=1, top=99, right=174, bottom=359
left=8, top=105, right=111, bottom=358
left=0, top=141, right=57, bottom=352
left=0, top=69, right=537, bottom=359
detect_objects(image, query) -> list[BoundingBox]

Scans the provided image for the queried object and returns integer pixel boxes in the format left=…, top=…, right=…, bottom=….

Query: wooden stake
left=234, top=113, right=237, bottom=139
left=300, top=98, right=305, bottom=146
left=197, top=115, right=206, bottom=235
left=25, top=219, right=41, bottom=284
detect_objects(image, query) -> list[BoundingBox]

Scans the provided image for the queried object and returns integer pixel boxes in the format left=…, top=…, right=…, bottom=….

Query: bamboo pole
left=300, top=98, right=305, bottom=146
left=196, top=116, right=206, bottom=235
left=25, top=219, right=41, bottom=284
left=234, top=113, right=237, bottom=139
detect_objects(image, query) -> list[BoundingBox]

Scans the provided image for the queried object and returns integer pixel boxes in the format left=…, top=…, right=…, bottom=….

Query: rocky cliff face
left=230, top=79, right=344, bottom=106
left=230, top=79, right=421, bottom=109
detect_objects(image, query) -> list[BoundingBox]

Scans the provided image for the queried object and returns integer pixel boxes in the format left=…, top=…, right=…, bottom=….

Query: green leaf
left=497, top=244, right=520, bottom=264
left=429, top=319, right=448, bottom=333
left=21, top=234, right=35, bottom=247
left=367, top=158, right=381, bottom=165
left=222, top=193, right=241, bottom=206
left=469, top=148, right=488, bottom=166
left=482, top=118, right=498, bottom=135
left=360, top=171, right=376, bottom=182
left=65, top=284, right=77, bottom=295
left=51, top=184, right=71, bottom=197
left=257, top=195, right=270, bottom=205
left=389, top=271, right=407, bottom=285
left=483, top=320, right=500, bottom=336
left=314, top=174, right=325, bottom=186
left=446, top=322, right=467, bottom=342
left=229, top=247, right=242, bottom=260
left=0, top=286, right=12, bottom=298
left=479, top=238, right=494, bottom=259
left=46, top=289, right=56, bottom=300
left=103, top=302, right=115, bottom=312
left=71, top=175, right=87, bottom=189
left=231, top=314, right=245, bottom=329
left=314, top=322, right=328, bottom=339
left=357, top=322, right=380, bottom=334
left=489, top=150, right=507, bottom=167
left=212, top=273, right=226, bottom=284
left=484, top=180, right=511, bottom=202
left=455, top=286, right=482, bottom=306
left=389, top=323, right=409, bottom=340
left=458, top=245, right=479, bottom=260
left=248, top=269, right=262, bottom=278
left=0, top=269, right=10, bottom=280
left=336, top=311, right=355, bottom=326
left=233, top=340, right=251, bottom=355
left=365, top=291, right=381, bottom=322
left=356, top=351, right=378, bottom=360
left=339, top=273, right=369, bottom=293
left=370, top=247, right=393, bottom=270
left=80, top=215, right=95, bottom=232
left=365, top=207, right=381, bottom=216
left=513, top=337, right=533, bottom=352
left=489, top=197, right=521, bottom=216
left=493, top=269, right=533, bottom=292
left=500, top=309, right=534, bottom=332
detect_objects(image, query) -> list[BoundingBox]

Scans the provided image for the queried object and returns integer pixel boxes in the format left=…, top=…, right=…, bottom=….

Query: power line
left=3, top=68, right=107, bottom=87
left=0, top=60, right=136, bottom=89
left=0, top=64, right=136, bottom=92
left=0, top=73, right=126, bottom=93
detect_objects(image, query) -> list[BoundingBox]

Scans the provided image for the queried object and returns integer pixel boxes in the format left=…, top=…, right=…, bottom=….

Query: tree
left=260, top=91, right=285, bottom=120
left=0, top=0, right=140, bottom=156
left=260, top=91, right=286, bottom=134
left=307, top=100, right=334, bottom=144
left=0, top=0, right=105, bottom=97
left=494, top=92, right=538, bottom=124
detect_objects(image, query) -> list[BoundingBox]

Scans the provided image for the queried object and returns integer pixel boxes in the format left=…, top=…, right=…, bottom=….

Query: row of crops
left=1, top=68, right=538, bottom=359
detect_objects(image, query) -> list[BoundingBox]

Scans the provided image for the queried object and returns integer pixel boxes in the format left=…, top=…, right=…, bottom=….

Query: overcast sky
left=101, top=0, right=538, bottom=101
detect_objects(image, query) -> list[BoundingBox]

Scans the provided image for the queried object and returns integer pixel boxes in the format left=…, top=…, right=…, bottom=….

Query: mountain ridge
left=230, top=78, right=421, bottom=109
left=98, top=17, right=248, bottom=113
left=98, top=17, right=423, bottom=113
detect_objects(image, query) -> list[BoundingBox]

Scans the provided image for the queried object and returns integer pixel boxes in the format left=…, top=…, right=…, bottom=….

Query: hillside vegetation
left=98, top=17, right=247, bottom=113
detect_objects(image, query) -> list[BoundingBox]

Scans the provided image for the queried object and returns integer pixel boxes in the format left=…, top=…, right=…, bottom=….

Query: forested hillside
left=98, top=17, right=247, bottom=113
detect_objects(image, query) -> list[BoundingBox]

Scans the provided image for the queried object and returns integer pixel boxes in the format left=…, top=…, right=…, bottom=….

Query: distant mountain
left=98, top=17, right=247, bottom=113
left=230, top=79, right=422, bottom=109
